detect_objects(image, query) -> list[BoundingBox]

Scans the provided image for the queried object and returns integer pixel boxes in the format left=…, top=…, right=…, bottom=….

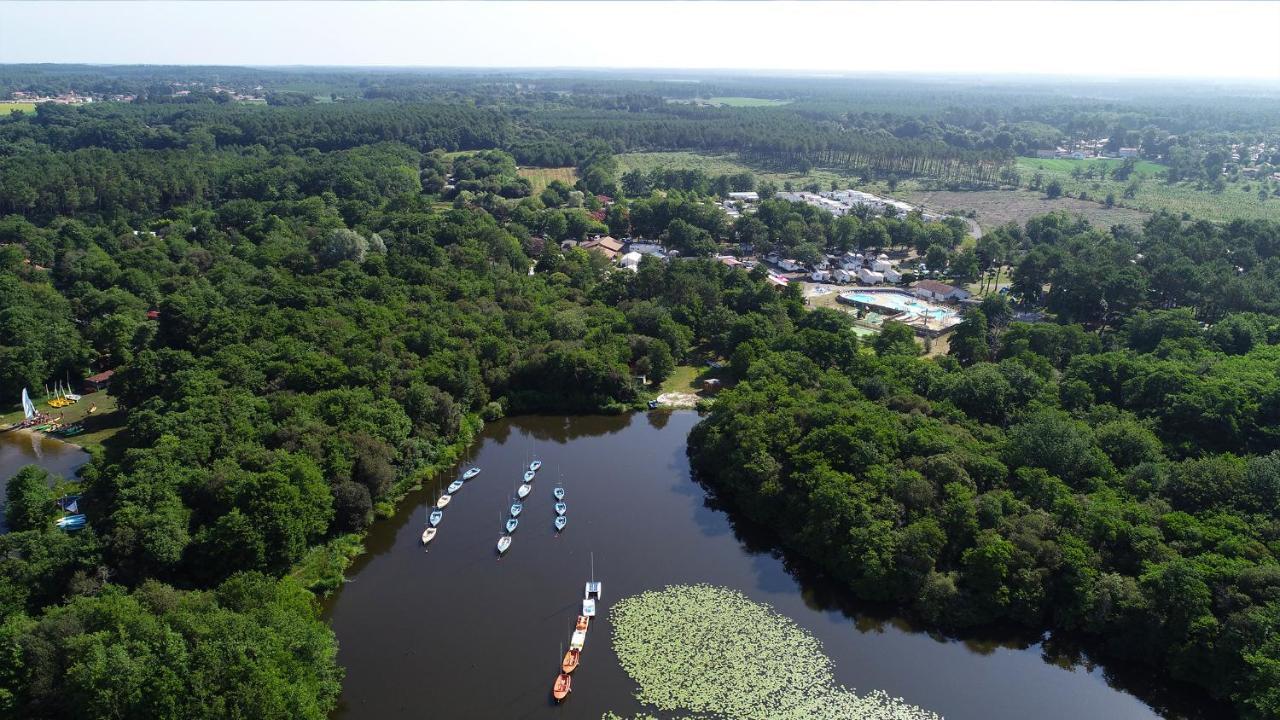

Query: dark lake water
left=0, top=430, right=90, bottom=533
left=324, top=412, right=1227, bottom=720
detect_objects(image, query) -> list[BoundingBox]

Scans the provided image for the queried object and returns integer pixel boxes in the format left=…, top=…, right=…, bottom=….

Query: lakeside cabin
left=82, top=369, right=115, bottom=394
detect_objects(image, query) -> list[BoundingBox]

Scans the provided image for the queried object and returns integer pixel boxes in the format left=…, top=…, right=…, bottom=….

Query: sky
left=2, top=1, right=1279, bottom=81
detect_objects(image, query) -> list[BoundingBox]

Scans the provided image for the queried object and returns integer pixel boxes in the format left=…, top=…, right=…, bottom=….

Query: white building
left=619, top=251, right=643, bottom=270
left=727, top=191, right=759, bottom=202
left=811, top=269, right=831, bottom=282
left=871, top=258, right=894, bottom=273
left=832, top=268, right=853, bottom=284
left=912, top=279, right=971, bottom=302
left=778, top=258, right=803, bottom=272
left=883, top=268, right=903, bottom=284
left=857, top=268, right=885, bottom=285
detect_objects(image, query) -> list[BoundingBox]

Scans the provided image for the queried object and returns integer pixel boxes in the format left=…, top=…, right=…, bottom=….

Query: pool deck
left=837, top=288, right=963, bottom=336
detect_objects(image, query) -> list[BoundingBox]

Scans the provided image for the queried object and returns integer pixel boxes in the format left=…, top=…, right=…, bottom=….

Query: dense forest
left=0, top=70, right=1278, bottom=719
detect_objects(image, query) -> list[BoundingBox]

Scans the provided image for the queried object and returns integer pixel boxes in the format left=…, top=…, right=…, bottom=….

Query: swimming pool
left=844, top=291, right=960, bottom=322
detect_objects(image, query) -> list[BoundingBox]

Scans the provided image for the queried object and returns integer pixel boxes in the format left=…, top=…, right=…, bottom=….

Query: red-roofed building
left=146, top=310, right=161, bottom=320
left=579, top=236, right=624, bottom=260
left=595, top=194, right=614, bottom=205
left=82, top=370, right=116, bottom=393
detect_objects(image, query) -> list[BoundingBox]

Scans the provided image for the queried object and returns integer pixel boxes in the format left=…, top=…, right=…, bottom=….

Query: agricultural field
left=0, top=101, right=38, bottom=114
left=516, top=165, right=577, bottom=193
left=904, top=188, right=1152, bottom=232
left=1015, top=156, right=1279, bottom=223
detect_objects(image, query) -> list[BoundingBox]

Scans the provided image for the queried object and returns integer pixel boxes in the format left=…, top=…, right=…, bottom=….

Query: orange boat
left=552, top=673, right=572, bottom=702
left=561, top=648, right=580, bottom=674
left=575, top=615, right=589, bottom=632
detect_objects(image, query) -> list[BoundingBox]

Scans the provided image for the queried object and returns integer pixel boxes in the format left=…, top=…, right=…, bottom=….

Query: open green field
left=706, top=96, right=791, bottom=107
left=517, top=166, right=578, bottom=193
left=1015, top=157, right=1278, bottom=223
left=0, top=101, right=38, bottom=114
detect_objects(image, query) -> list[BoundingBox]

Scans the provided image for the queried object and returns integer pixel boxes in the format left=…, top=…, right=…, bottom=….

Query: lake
left=324, top=412, right=1226, bottom=720
left=0, top=430, right=91, bottom=533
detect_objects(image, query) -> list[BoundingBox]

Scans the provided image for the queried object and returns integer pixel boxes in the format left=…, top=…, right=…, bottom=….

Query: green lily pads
left=607, top=584, right=941, bottom=720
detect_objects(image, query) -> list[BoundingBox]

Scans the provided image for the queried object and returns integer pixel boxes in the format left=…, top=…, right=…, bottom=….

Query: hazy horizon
left=3, top=1, right=1279, bottom=82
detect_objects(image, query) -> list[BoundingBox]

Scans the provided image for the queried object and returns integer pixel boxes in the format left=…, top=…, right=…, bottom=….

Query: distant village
left=6, top=82, right=268, bottom=106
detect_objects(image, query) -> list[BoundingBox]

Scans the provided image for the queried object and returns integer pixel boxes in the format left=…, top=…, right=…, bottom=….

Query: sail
left=21, top=387, right=36, bottom=419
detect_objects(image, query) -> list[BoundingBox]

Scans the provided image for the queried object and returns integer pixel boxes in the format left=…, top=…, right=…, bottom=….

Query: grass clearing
left=0, top=101, right=37, bottom=115
left=1014, top=157, right=1279, bottom=223
left=516, top=166, right=578, bottom=193
left=706, top=96, right=791, bottom=107
left=1, top=392, right=125, bottom=455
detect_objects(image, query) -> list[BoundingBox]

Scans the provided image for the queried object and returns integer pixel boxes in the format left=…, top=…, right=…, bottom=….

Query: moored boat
left=554, top=515, right=567, bottom=532
left=506, top=517, right=519, bottom=533
left=517, top=483, right=531, bottom=499
left=497, top=535, right=512, bottom=554
left=552, top=672, right=572, bottom=703
left=554, top=501, right=567, bottom=516
left=569, top=628, right=586, bottom=650
left=561, top=648, right=580, bottom=674
left=523, top=470, right=535, bottom=483
left=429, top=509, right=443, bottom=526
left=421, top=527, right=437, bottom=544
left=510, top=502, right=523, bottom=517
left=447, top=479, right=464, bottom=494
left=575, top=615, right=589, bottom=632
left=552, top=486, right=565, bottom=501
left=530, top=460, right=542, bottom=473
left=436, top=494, right=452, bottom=509
left=463, top=467, right=481, bottom=480
left=582, top=598, right=596, bottom=617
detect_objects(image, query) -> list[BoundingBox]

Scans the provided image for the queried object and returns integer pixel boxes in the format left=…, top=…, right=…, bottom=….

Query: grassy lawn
left=0, top=101, right=37, bottom=114
left=517, top=166, right=578, bottom=193
left=905, top=188, right=1152, bottom=233
left=1, top=391, right=124, bottom=454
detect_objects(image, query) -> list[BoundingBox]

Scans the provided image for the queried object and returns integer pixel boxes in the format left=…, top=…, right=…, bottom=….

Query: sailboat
left=529, top=459, right=542, bottom=473
left=447, top=479, right=464, bottom=494
left=552, top=486, right=565, bottom=501
left=555, top=501, right=567, bottom=516
left=436, top=494, right=452, bottom=509
left=421, top=527, right=438, bottom=545
left=517, top=483, right=532, bottom=499
left=429, top=509, right=443, bottom=527
left=505, top=517, right=519, bottom=533
left=462, top=467, right=482, bottom=480
left=554, top=515, right=567, bottom=532
left=509, top=501, right=523, bottom=517
left=497, top=535, right=512, bottom=555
